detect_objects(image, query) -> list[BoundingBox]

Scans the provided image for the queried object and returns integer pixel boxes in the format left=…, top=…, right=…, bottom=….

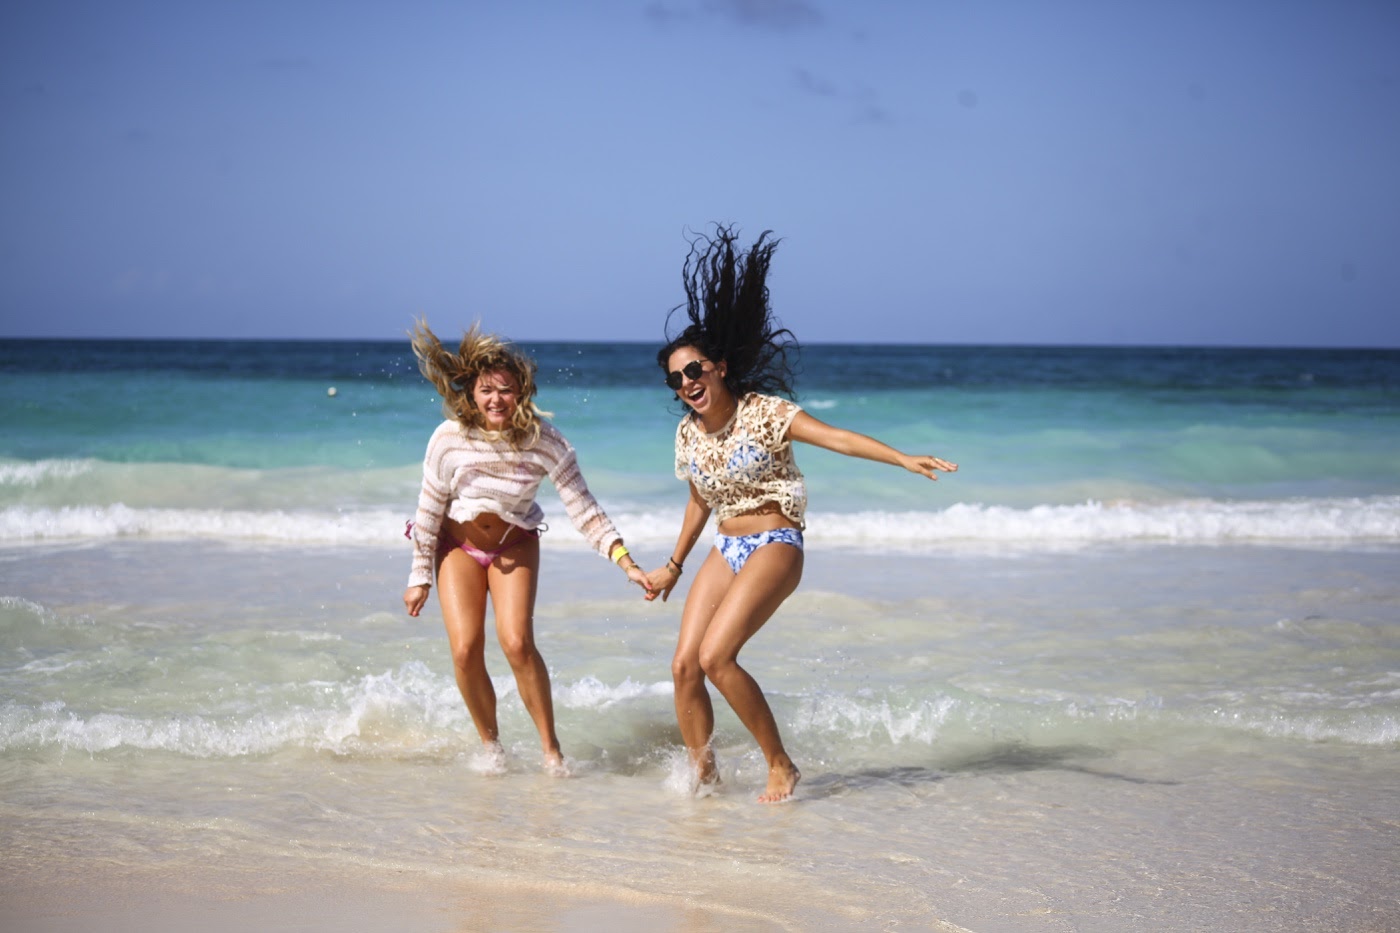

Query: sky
left=2, top=1, right=1397, bottom=347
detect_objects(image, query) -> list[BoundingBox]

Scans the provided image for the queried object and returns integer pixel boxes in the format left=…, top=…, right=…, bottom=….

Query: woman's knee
left=450, top=636, right=486, bottom=673
left=697, top=648, right=737, bottom=683
left=672, top=652, right=705, bottom=688
left=497, top=630, right=539, bottom=669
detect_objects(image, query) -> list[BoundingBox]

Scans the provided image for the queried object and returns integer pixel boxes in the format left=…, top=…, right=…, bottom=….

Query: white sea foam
left=0, top=596, right=50, bottom=616
left=793, top=689, right=1400, bottom=749
left=797, top=692, right=961, bottom=745
left=1204, top=708, right=1400, bottom=746
left=0, top=700, right=294, bottom=757
left=4, top=496, right=1396, bottom=549
left=555, top=676, right=672, bottom=709
left=6, top=660, right=1400, bottom=759
left=0, top=459, right=94, bottom=486
left=806, top=497, right=1400, bottom=549
left=0, top=665, right=671, bottom=760
left=0, top=662, right=473, bottom=758
left=0, top=504, right=409, bottom=545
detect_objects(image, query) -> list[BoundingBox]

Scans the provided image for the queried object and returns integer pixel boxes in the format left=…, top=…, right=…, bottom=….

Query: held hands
left=611, top=542, right=657, bottom=598
left=623, top=561, right=656, bottom=597
left=642, top=567, right=674, bottom=602
left=642, top=558, right=683, bottom=602
left=900, top=453, right=958, bottom=480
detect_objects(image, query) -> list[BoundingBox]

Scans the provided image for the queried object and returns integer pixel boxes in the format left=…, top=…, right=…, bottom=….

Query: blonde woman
left=404, top=320, right=651, bottom=773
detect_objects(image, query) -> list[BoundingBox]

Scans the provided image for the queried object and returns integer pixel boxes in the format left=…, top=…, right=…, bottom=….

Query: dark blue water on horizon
left=5, top=337, right=1398, bottom=392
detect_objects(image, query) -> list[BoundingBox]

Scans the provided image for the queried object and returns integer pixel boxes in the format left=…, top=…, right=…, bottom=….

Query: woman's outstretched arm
left=786, top=411, right=957, bottom=480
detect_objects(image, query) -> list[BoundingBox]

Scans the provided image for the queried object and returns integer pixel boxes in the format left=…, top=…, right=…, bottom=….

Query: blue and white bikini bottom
left=714, top=527, right=805, bottom=574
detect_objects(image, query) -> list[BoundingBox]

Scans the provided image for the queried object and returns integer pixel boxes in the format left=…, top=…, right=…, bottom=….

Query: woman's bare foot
left=466, top=741, right=508, bottom=775
left=543, top=748, right=571, bottom=777
left=690, top=745, right=721, bottom=795
left=757, top=759, right=800, bottom=803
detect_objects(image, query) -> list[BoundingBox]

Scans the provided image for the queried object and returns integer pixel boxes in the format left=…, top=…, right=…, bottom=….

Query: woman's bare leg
left=487, top=536, right=564, bottom=771
left=698, top=542, right=804, bottom=802
left=435, top=549, right=499, bottom=748
left=672, top=548, right=733, bottom=786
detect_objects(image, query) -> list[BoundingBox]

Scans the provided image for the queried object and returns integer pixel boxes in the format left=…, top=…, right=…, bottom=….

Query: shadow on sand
left=800, top=741, right=1179, bottom=800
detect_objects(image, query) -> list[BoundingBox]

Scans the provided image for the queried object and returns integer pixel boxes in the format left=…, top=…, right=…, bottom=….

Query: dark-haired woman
left=646, top=227, right=957, bottom=802
left=403, top=320, right=651, bottom=774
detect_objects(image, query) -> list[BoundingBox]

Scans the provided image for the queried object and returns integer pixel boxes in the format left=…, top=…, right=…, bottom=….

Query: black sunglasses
left=665, top=359, right=712, bottom=390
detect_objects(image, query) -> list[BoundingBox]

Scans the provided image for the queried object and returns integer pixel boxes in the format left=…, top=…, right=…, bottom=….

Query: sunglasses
left=665, top=359, right=712, bottom=390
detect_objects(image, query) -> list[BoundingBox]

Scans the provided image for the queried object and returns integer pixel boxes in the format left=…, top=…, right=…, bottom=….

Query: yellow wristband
left=610, top=544, right=630, bottom=565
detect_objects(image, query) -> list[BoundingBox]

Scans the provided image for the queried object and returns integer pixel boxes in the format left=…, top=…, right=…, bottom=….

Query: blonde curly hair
left=409, top=318, right=545, bottom=447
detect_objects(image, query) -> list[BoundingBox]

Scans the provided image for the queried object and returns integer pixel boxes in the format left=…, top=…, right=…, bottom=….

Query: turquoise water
left=3, top=339, right=1398, bottom=541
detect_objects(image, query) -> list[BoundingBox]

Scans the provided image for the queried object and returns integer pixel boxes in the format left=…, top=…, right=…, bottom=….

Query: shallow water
left=3, top=541, right=1397, bottom=930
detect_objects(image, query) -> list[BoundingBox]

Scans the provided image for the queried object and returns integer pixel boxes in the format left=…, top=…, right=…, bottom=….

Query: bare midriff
left=716, top=502, right=799, bottom=537
left=442, top=513, right=533, bottom=552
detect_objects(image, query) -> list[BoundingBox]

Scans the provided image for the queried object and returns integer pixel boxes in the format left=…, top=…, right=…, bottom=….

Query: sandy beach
left=2, top=860, right=805, bottom=933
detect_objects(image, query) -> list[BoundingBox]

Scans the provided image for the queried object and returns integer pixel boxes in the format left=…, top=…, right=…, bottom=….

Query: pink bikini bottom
left=404, top=520, right=543, bottom=569
left=456, top=528, right=541, bottom=568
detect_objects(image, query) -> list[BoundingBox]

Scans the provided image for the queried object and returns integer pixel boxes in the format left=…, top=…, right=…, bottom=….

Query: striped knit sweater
left=406, top=419, right=620, bottom=587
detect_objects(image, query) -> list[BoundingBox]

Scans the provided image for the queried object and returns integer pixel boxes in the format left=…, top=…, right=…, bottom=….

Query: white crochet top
left=407, top=419, right=619, bottom=587
left=674, top=392, right=807, bottom=529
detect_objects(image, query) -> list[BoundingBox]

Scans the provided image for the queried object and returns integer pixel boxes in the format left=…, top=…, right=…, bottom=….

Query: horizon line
left=1, top=334, right=1397, bottom=352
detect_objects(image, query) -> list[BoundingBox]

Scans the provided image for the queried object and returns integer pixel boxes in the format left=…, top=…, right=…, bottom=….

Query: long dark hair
left=657, top=224, right=800, bottom=400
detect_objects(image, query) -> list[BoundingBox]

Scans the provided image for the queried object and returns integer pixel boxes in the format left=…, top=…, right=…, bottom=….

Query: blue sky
left=2, top=1, right=1397, bottom=346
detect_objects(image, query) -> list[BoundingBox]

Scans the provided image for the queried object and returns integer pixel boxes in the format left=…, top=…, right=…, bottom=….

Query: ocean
left=3, top=338, right=1398, bottom=931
